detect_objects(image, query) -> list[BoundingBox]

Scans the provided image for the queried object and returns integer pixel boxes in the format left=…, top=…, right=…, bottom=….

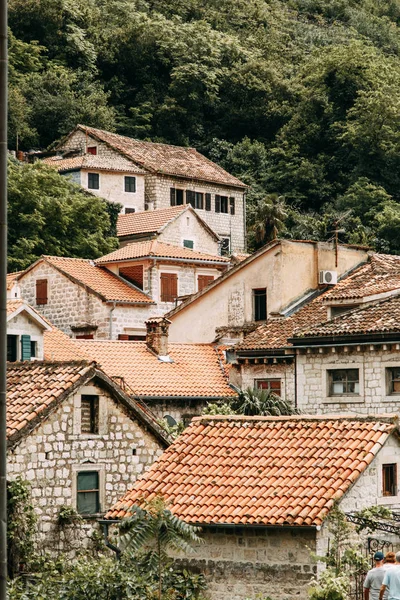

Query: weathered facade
left=7, top=362, right=168, bottom=554
left=7, top=300, right=52, bottom=361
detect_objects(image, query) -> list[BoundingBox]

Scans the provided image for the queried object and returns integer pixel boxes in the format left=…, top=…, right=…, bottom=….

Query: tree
left=203, top=387, right=300, bottom=417
left=8, top=159, right=119, bottom=271
left=249, top=194, right=287, bottom=249
left=119, top=496, right=203, bottom=600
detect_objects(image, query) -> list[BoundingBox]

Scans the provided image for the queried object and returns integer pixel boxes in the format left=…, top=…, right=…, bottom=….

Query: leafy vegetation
left=203, top=387, right=299, bottom=416
left=8, top=0, right=400, bottom=253
left=8, top=158, right=120, bottom=270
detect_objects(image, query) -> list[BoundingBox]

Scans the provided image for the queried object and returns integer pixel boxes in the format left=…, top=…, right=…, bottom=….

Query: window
left=186, top=190, right=195, bottom=208
left=20, top=335, right=31, bottom=361
left=36, top=279, right=48, bottom=305
left=118, top=333, right=146, bottom=341
left=328, top=369, right=359, bottom=395
left=164, top=415, right=177, bottom=427
left=330, top=305, right=358, bottom=319
left=383, top=464, right=397, bottom=496
left=88, top=173, right=99, bottom=189
left=198, top=275, right=214, bottom=292
left=387, top=368, right=400, bottom=395
left=183, top=239, right=194, bottom=249
left=170, top=188, right=184, bottom=206
left=124, top=176, right=136, bottom=193
left=75, top=334, right=94, bottom=340
left=215, top=195, right=229, bottom=213
left=220, top=237, right=230, bottom=256
left=77, top=471, right=100, bottom=514
left=160, top=273, right=178, bottom=302
left=255, top=379, right=281, bottom=396
left=230, top=197, right=235, bottom=215
left=7, top=335, right=17, bottom=362
left=205, top=193, right=211, bottom=211
left=81, top=395, right=99, bottom=434
left=253, top=288, right=267, bottom=321
left=30, top=340, right=37, bottom=358
left=195, top=192, right=204, bottom=209
left=87, top=146, right=97, bottom=155
left=125, top=207, right=136, bottom=214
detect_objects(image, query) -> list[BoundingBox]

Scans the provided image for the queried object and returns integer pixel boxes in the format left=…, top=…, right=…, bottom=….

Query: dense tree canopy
left=8, top=0, right=400, bottom=253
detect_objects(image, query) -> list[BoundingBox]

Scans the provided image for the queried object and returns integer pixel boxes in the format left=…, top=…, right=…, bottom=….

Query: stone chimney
left=145, top=316, right=171, bottom=358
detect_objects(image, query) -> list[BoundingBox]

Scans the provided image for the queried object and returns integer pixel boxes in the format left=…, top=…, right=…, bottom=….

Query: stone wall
left=180, top=526, right=316, bottom=600
left=233, top=362, right=295, bottom=404
left=158, top=210, right=219, bottom=255
left=146, top=173, right=246, bottom=253
left=297, top=346, right=400, bottom=414
left=7, top=380, right=164, bottom=554
left=146, top=397, right=208, bottom=425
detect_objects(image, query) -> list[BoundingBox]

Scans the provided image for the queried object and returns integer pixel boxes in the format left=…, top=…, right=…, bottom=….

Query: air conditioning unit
left=319, top=270, right=337, bottom=285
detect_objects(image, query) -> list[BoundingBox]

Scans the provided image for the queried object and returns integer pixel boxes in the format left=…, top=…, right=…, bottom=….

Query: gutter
left=98, top=256, right=230, bottom=267
left=137, top=394, right=237, bottom=402
left=291, top=333, right=400, bottom=348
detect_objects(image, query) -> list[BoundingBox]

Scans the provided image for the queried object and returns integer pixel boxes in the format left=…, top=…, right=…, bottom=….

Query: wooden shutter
left=20, top=335, right=31, bottom=361
left=230, top=197, right=235, bottom=215
left=170, top=188, right=176, bottom=206
left=160, top=273, right=178, bottom=302
left=205, top=193, right=211, bottom=211
left=197, top=275, right=214, bottom=292
left=36, top=279, right=48, bottom=305
left=186, top=190, right=195, bottom=207
left=87, top=146, right=97, bottom=155
left=118, top=334, right=130, bottom=340
left=215, top=195, right=221, bottom=213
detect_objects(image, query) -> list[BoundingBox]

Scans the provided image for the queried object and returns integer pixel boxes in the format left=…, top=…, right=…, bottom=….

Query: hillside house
left=45, top=124, right=247, bottom=253
left=166, top=239, right=368, bottom=344
left=7, top=361, right=168, bottom=554
left=44, top=317, right=236, bottom=424
left=7, top=299, right=52, bottom=361
left=106, top=414, right=400, bottom=600
left=232, top=254, right=400, bottom=410
left=116, top=204, right=221, bottom=255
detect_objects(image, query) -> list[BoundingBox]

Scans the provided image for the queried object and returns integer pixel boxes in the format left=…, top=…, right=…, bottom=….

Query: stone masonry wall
left=145, top=173, right=246, bottom=254
left=158, top=211, right=219, bottom=255
left=234, top=362, right=295, bottom=404
left=297, top=346, right=400, bottom=414
left=180, top=526, right=316, bottom=600
left=7, top=380, right=164, bottom=555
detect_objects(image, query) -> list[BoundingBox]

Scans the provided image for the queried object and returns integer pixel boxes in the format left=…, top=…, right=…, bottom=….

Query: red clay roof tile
left=117, top=206, right=187, bottom=237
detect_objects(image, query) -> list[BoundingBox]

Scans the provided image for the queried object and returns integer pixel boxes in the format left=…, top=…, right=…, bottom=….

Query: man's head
left=385, top=551, right=396, bottom=564
left=374, top=551, right=384, bottom=564
left=395, top=551, right=400, bottom=564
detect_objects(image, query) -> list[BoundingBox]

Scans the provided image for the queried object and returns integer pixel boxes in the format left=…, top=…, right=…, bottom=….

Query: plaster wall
left=7, top=380, right=164, bottom=554
left=80, top=169, right=145, bottom=211
left=7, top=313, right=45, bottom=360
left=297, top=347, right=400, bottom=415
left=168, top=241, right=367, bottom=343
left=157, top=211, right=219, bottom=255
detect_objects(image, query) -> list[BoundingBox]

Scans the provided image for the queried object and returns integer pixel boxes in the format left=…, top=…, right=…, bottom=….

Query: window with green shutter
left=20, top=335, right=31, bottom=361
left=205, top=193, right=211, bottom=211
left=77, top=471, right=100, bottom=514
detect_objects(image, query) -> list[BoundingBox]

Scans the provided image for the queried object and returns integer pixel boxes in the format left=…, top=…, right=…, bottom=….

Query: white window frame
left=72, top=463, right=105, bottom=515
left=123, top=175, right=137, bottom=194
left=377, top=445, right=400, bottom=505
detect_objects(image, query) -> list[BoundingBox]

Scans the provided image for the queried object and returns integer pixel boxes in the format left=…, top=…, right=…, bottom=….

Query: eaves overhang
left=291, top=332, right=400, bottom=348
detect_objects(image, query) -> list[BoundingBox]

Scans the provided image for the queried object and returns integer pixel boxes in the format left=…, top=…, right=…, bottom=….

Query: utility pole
left=0, top=0, right=7, bottom=594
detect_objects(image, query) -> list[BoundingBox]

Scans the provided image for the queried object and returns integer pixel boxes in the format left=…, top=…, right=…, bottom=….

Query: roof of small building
left=106, top=414, right=397, bottom=525
left=42, top=154, right=146, bottom=174
left=95, top=240, right=230, bottom=265
left=44, top=327, right=90, bottom=362
left=63, top=125, right=246, bottom=188
left=69, top=340, right=236, bottom=399
left=7, top=272, right=21, bottom=290
left=7, top=299, right=24, bottom=316
left=6, top=361, right=169, bottom=447
left=293, top=293, right=400, bottom=340
left=7, top=299, right=53, bottom=330
left=18, top=256, right=154, bottom=305
left=322, top=254, right=400, bottom=302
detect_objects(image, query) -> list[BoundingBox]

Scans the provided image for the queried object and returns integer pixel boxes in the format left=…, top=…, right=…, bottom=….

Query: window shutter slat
left=21, top=335, right=31, bottom=361
left=36, top=279, right=48, bottom=305
left=205, top=193, right=211, bottom=211
left=215, top=195, right=221, bottom=213
left=170, top=188, right=176, bottom=206
left=230, top=197, right=235, bottom=215
left=161, top=273, right=178, bottom=302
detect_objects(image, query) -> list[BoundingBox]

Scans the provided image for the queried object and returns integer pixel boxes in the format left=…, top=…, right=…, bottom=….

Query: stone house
left=166, top=239, right=368, bottom=344
left=106, top=414, right=400, bottom=600
left=47, top=124, right=247, bottom=253
left=42, top=153, right=147, bottom=215
left=7, top=299, right=52, bottom=361
left=7, top=360, right=169, bottom=553
left=232, top=253, right=400, bottom=408
left=95, top=240, right=230, bottom=329
left=116, top=204, right=221, bottom=255
left=44, top=317, right=237, bottom=424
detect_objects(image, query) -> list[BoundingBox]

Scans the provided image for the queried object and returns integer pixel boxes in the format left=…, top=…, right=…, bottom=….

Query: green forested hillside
left=8, top=0, right=400, bottom=252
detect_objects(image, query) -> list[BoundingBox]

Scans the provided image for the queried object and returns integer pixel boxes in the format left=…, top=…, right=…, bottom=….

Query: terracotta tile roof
left=106, top=414, right=397, bottom=525
left=26, top=256, right=154, bottom=304
left=44, top=328, right=90, bottom=362
left=71, top=340, right=236, bottom=399
left=96, top=240, right=230, bottom=265
left=7, top=361, right=169, bottom=448
left=294, top=293, right=400, bottom=340
left=7, top=299, right=24, bottom=316
left=322, top=254, right=400, bottom=302
left=42, top=154, right=146, bottom=174
left=236, top=295, right=329, bottom=351
left=117, top=206, right=188, bottom=237
left=7, top=272, right=21, bottom=291
left=69, top=125, right=246, bottom=188
left=7, top=361, right=93, bottom=443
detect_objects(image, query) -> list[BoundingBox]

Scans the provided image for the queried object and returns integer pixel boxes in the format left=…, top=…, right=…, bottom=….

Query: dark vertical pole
left=0, top=0, right=6, bottom=594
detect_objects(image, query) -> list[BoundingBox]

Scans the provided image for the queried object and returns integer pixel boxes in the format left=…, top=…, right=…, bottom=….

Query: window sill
left=378, top=496, right=400, bottom=506
left=383, top=396, right=400, bottom=402
left=322, top=396, right=364, bottom=404
left=78, top=512, right=105, bottom=521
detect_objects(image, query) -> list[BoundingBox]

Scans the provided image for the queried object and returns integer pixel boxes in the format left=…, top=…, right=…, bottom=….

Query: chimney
left=145, top=316, right=172, bottom=359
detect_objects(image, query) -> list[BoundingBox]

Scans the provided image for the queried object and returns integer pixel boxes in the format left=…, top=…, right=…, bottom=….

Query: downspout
left=148, top=258, right=157, bottom=298
left=100, top=521, right=121, bottom=560
left=109, top=301, right=116, bottom=340
left=294, top=351, right=298, bottom=409
left=243, top=191, right=247, bottom=252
